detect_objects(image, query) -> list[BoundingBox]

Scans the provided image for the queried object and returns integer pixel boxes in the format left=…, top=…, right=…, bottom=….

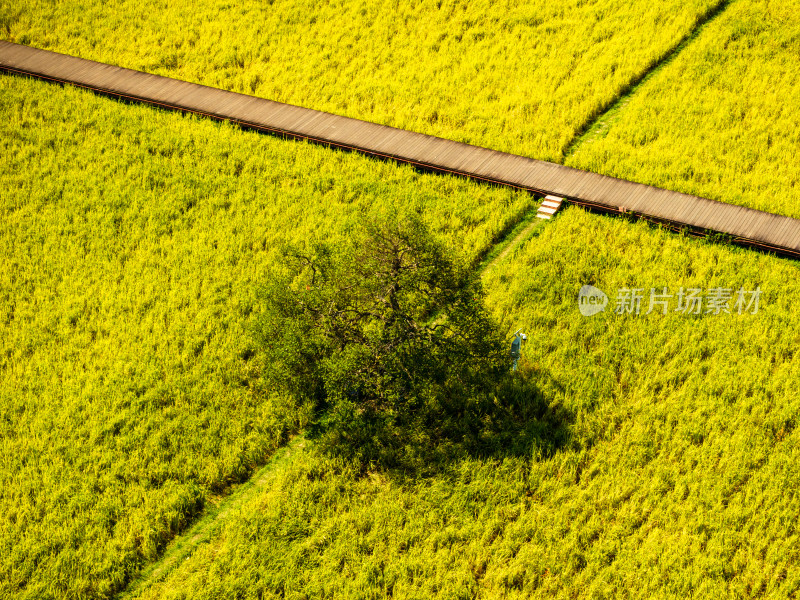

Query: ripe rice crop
left=0, top=74, right=530, bottom=599
left=3, top=0, right=800, bottom=596
left=127, top=208, right=800, bottom=599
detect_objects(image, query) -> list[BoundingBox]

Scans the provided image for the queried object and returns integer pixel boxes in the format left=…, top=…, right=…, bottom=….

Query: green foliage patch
left=256, top=213, right=525, bottom=472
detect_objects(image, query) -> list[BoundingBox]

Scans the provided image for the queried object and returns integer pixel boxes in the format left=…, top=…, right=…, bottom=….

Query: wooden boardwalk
left=2, top=40, right=799, bottom=257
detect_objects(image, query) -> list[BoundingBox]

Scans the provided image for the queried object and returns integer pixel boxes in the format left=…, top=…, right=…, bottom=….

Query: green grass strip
left=115, top=436, right=308, bottom=600
left=564, top=0, right=731, bottom=159
left=479, top=210, right=547, bottom=272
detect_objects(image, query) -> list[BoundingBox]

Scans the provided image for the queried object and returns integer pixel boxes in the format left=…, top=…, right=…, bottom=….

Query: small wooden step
left=536, top=195, right=564, bottom=220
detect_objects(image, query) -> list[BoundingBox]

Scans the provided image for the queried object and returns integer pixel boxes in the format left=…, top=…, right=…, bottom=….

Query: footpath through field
left=115, top=437, right=307, bottom=599
left=2, top=40, right=799, bottom=258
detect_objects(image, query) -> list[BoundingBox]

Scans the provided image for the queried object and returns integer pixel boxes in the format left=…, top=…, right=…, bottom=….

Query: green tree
left=255, top=213, right=509, bottom=470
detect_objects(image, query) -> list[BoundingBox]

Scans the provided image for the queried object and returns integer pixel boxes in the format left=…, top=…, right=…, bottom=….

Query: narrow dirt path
left=564, top=0, right=731, bottom=159
left=115, top=437, right=307, bottom=600
left=483, top=218, right=544, bottom=271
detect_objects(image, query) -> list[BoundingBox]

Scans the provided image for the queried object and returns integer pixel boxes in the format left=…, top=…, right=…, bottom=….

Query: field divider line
left=114, top=436, right=308, bottom=600
left=479, top=211, right=547, bottom=273
left=563, top=0, right=731, bottom=159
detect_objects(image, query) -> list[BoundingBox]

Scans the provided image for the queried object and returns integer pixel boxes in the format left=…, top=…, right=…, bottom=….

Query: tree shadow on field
left=257, top=208, right=575, bottom=479
left=307, top=365, right=575, bottom=480
left=462, top=366, right=573, bottom=463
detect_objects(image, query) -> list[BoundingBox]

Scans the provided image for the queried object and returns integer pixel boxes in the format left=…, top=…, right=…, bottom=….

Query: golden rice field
left=2, top=0, right=800, bottom=597
left=129, top=209, right=800, bottom=599
left=0, top=74, right=531, bottom=599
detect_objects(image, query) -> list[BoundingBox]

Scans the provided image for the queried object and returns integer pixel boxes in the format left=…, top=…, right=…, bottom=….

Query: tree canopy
left=255, top=213, right=510, bottom=470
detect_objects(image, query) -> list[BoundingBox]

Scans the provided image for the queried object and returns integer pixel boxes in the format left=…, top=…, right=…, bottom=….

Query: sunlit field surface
left=0, top=75, right=532, bottom=599
left=3, top=0, right=722, bottom=161
left=130, top=209, right=800, bottom=599
left=568, top=0, right=800, bottom=217
left=2, top=0, right=800, bottom=597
